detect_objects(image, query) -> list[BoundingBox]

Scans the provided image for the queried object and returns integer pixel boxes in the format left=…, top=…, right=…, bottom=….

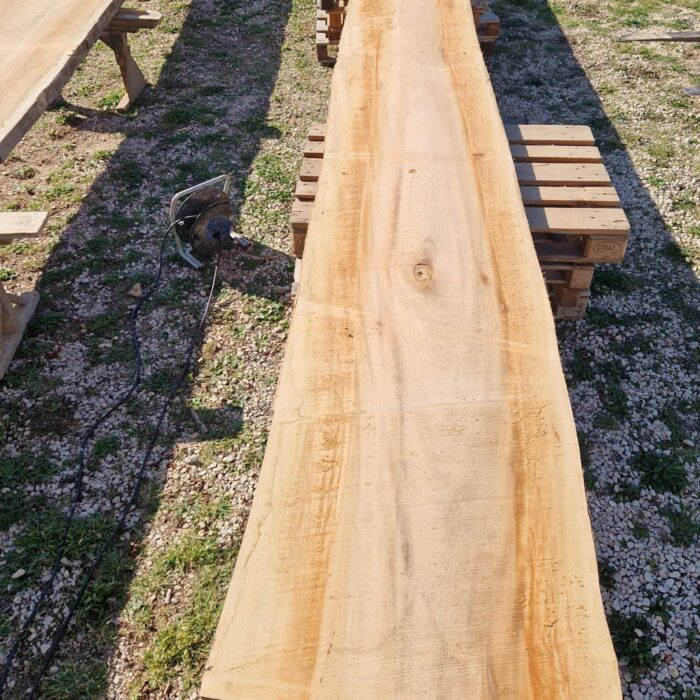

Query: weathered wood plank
left=202, top=1, right=620, bottom=697
left=525, top=206, right=630, bottom=236
left=0, top=212, right=49, bottom=242
left=505, top=124, right=596, bottom=146
left=515, top=162, right=612, bottom=186
left=510, top=144, right=603, bottom=163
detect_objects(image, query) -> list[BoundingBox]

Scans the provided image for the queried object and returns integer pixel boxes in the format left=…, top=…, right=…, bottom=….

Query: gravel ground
left=490, top=0, right=700, bottom=697
left=0, top=0, right=698, bottom=697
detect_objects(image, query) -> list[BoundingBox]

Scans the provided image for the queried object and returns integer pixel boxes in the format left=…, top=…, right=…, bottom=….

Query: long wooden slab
left=202, top=1, right=620, bottom=697
left=0, top=0, right=124, bottom=162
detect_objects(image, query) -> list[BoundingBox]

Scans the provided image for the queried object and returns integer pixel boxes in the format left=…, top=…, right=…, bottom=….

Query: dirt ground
left=0, top=0, right=698, bottom=698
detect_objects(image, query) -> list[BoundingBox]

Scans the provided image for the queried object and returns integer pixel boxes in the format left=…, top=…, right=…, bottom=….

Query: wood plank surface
left=0, top=211, right=48, bottom=242
left=505, top=124, right=596, bottom=146
left=0, top=0, right=124, bottom=162
left=525, top=207, right=630, bottom=235
left=515, top=162, right=612, bottom=186
left=202, top=1, right=620, bottom=698
left=519, top=185, right=620, bottom=207
left=509, top=144, right=602, bottom=163
left=620, top=30, right=700, bottom=42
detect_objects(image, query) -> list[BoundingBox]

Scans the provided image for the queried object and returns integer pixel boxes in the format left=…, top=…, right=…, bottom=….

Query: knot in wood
left=413, top=262, right=433, bottom=282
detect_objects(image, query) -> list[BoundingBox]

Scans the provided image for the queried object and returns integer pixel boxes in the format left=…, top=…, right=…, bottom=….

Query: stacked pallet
left=291, top=123, right=630, bottom=319
left=316, top=0, right=500, bottom=64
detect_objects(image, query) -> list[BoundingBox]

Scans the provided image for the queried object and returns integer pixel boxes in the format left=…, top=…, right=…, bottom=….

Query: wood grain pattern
left=202, top=1, right=620, bottom=697
left=0, top=0, right=124, bottom=161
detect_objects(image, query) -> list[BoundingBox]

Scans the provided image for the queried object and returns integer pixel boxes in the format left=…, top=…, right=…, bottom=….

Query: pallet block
left=291, top=122, right=630, bottom=319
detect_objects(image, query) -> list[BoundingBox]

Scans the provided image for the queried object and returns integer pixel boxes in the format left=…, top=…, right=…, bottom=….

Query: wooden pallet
left=291, top=123, right=629, bottom=319
left=316, top=0, right=500, bottom=65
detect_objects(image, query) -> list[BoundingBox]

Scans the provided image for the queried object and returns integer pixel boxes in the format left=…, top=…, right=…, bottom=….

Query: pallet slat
left=505, top=124, right=596, bottom=146
left=525, top=207, right=630, bottom=236
left=519, top=186, right=619, bottom=207
left=510, top=144, right=602, bottom=163
left=515, top=162, right=612, bottom=187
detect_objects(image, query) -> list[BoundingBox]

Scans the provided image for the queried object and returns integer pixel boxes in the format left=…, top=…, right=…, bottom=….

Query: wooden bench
left=316, top=1, right=501, bottom=65
left=290, top=123, right=630, bottom=320
left=0, top=212, right=47, bottom=378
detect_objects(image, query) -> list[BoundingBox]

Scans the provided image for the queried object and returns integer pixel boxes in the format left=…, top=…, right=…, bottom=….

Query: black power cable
left=0, top=223, right=222, bottom=698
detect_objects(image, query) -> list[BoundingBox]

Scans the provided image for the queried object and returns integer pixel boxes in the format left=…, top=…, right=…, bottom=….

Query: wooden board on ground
left=0, top=212, right=49, bottom=243
left=202, top=1, right=621, bottom=697
left=0, top=0, right=124, bottom=162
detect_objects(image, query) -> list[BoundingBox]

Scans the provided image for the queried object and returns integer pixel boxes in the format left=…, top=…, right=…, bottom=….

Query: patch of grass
left=663, top=505, right=700, bottom=547
left=0, top=452, right=57, bottom=487
left=647, top=139, right=675, bottom=167
left=662, top=241, right=696, bottom=266
left=243, top=296, right=286, bottom=325
left=0, top=267, right=17, bottom=281
left=632, top=520, right=650, bottom=539
left=136, top=544, right=238, bottom=694
left=86, top=310, right=122, bottom=337
left=0, top=490, right=28, bottom=530
left=12, top=165, right=37, bottom=180
left=648, top=595, right=671, bottom=625
left=41, top=660, right=107, bottom=700
left=608, top=610, right=655, bottom=678
left=162, top=106, right=191, bottom=129
left=598, top=558, right=616, bottom=590
left=113, top=159, right=145, bottom=185
left=597, top=380, right=629, bottom=421
left=1, top=509, right=114, bottom=589
left=614, top=480, right=641, bottom=502
left=97, top=90, right=122, bottom=109
left=90, top=435, right=121, bottom=468
left=592, top=267, right=638, bottom=293
left=631, top=451, right=687, bottom=494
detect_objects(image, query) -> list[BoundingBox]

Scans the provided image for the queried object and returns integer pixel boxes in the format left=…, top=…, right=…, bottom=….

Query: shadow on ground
left=488, top=0, right=700, bottom=695
left=0, top=0, right=293, bottom=696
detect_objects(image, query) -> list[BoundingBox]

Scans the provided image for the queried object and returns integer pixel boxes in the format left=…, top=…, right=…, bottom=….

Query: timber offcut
left=202, top=0, right=621, bottom=697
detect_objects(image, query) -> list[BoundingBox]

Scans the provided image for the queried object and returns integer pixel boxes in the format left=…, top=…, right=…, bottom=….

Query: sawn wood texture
left=201, top=1, right=621, bottom=697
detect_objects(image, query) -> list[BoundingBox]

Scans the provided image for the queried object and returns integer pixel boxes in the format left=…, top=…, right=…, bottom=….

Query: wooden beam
left=106, top=7, right=162, bottom=32
left=0, top=0, right=125, bottom=162
left=201, top=1, right=620, bottom=697
left=620, top=30, right=700, bottom=42
left=100, top=31, right=148, bottom=111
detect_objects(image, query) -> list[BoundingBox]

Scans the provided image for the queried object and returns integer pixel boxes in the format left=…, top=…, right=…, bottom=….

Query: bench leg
left=0, top=284, right=40, bottom=379
left=101, top=31, right=148, bottom=111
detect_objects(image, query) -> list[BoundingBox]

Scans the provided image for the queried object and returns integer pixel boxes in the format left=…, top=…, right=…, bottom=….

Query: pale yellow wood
left=0, top=0, right=124, bottom=161
left=107, top=7, right=162, bottom=32
left=202, top=1, right=620, bottom=698
left=510, top=144, right=602, bottom=163
left=526, top=206, right=630, bottom=235
left=505, top=124, right=596, bottom=146
left=0, top=287, right=40, bottom=379
left=520, top=185, right=620, bottom=207
left=0, top=211, right=49, bottom=243
left=516, top=162, right=612, bottom=186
